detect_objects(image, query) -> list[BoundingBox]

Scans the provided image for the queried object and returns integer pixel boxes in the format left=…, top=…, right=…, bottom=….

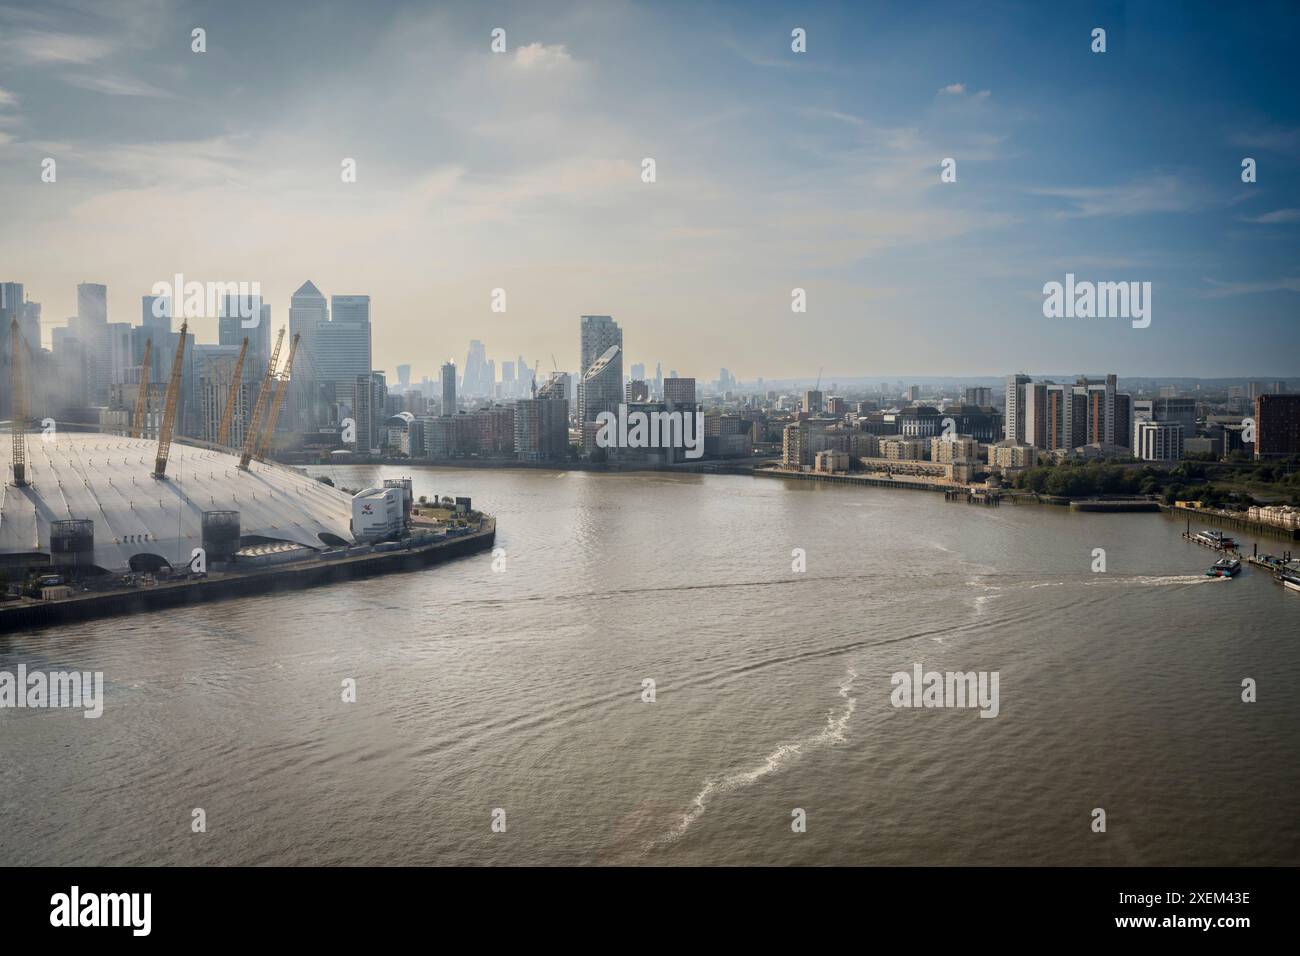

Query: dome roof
left=0, top=433, right=355, bottom=570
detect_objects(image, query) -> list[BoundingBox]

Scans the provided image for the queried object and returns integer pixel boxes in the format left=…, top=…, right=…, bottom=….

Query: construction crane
left=216, top=336, right=249, bottom=447
left=255, top=332, right=299, bottom=461
left=152, top=320, right=189, bottom=479
left=9, top=318, right=27, bottom=487
left=130, top=338, right=152, bottom=439
left=238, top=327, right=285, bottom=471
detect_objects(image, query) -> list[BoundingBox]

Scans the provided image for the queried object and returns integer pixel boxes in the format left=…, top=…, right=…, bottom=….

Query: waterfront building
left=988, top=439, right=1038, bottom=471
left=580, top=344, right=623, bottom=454
left=783, top=420, right=812, bottom=467
left=880, top=437, right=928, bottom=461
left=1255, top=394, right=1300, bottom=458
left=514, top=396, right=569, bottom=461
left=578, top=316, right=623, bottom=453
left=1005, top=373, right=1031, bottom=442
left=814, top=450, right=849, bottom=473
left=930, top=436, right=981, bottom=463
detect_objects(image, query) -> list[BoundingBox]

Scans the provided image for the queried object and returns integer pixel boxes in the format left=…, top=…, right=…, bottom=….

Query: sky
left=1, top=0, right=1298, bottom=382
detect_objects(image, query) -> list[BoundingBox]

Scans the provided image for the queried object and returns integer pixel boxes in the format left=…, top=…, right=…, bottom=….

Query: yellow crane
left=130, top=338, right=152, bottom=439
left=152, top=320, right=189, bottom=479
left=255, top=332, right=299, bottom=461
left=216, top=336, right=249, bottom=447
left=9, top=318, right=28, bottom=487
left=238, top=327, right=284, bottom=471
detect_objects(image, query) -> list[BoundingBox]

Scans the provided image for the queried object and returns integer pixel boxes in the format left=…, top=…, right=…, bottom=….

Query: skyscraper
left=75, top=282, right=111, bottom=403
left=441, top=361, right=457, bottom=416
left=1005, top=373, right=1031, bottom=442
left=462, top=340, right=489, bottom=398
left=289, top=280, right=329, bottom=430
left=580, top=345, right=622, bottom=454
left=578, top=315, right=623, bottom=454
left=315, top=295, right=372, bottom=405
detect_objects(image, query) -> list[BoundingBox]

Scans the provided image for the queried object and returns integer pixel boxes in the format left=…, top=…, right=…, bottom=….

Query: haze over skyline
left=2, top=0, right=1298, bottom=379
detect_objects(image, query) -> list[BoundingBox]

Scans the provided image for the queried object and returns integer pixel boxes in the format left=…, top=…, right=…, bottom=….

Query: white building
left=930, top=436, right=981, bottom=463
left=351, top=487, right=403, bottom=543
left=1134, top=420, right=1183, bottom=461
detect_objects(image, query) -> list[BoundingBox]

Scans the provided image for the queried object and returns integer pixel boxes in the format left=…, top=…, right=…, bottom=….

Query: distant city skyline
left=2, top=1, right=1299, bottom=378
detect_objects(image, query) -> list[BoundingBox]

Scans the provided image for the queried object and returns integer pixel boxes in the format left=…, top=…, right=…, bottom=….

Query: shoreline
left=0, top=520, right=496, bottom=634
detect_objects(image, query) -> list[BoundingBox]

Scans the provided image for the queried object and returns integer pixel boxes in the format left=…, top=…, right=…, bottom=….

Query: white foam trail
left=657, top=665, right=857, bottom=845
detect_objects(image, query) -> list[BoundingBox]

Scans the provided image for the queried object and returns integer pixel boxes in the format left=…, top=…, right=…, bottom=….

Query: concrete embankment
left=0, top=522, right=495, bottom=634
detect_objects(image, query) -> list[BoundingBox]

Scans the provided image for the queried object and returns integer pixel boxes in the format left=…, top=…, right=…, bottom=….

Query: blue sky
left=1, top=0, right=1297, bottom=380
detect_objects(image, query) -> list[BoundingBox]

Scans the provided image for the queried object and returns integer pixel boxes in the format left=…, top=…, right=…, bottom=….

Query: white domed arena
left=0, top=433, right=355, bottom=573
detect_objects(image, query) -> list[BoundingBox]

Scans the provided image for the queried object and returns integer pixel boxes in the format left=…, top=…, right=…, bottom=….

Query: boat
left=1207, top=557, right=1241, bottom=578
left=1194, top=529, right=1235, bottom=549
left=1280, top=571, right=1300, bottom=593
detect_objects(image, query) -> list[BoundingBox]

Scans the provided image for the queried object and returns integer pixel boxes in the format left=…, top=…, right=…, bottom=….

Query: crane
left=152, top=320, right=189, bottom=479
left=9, top=318, right=27, bottom=487
left=238, top=327, right=285, bottom=471
left=130, top=338, right=152, bottom=439
left=255, top=332, right=299, bottom=461
left=216, top=336, right=249, bottom=447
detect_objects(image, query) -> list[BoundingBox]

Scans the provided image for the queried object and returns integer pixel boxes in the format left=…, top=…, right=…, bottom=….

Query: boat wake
left=654, top=664, right=857, bottom=847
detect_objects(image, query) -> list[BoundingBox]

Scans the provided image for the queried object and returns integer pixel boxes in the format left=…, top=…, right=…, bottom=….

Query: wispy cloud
left=1028, top=175, right=1202, bottom=218
left=1230, top=125, right=1300, bottom=154
left=0, top=28, right=113, bottom=65
left=1199, top=277, right=1300, bottom=298
left=62, top=71, right=176, bottom=98
left=1239, top=208, right=1300, bottom=224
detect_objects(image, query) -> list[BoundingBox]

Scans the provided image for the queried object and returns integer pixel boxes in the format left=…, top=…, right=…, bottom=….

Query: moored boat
left=1194, top=529, right=1235, bottom=549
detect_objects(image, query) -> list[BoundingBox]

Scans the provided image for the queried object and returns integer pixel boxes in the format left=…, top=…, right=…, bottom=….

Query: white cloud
left=512, top=42, right=574, bottom=70
left=939, top=83, right=990, bottom=99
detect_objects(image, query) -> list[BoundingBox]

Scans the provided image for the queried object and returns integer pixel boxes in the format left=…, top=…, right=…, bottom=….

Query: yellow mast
left=238, top=327, right=284, bottom=471
left=152, top=321, right=189, bottom=478
left=130, top=338, right=152, bottom=439
left=256, top=333, right=299, bottom=461
left=216, top=336, right=248, bottom=447
left=10, top=318, right=27, bottom=487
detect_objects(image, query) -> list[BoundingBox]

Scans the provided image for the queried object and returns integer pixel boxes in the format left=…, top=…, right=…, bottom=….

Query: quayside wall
left=1, top=523, right=495, bottom=633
